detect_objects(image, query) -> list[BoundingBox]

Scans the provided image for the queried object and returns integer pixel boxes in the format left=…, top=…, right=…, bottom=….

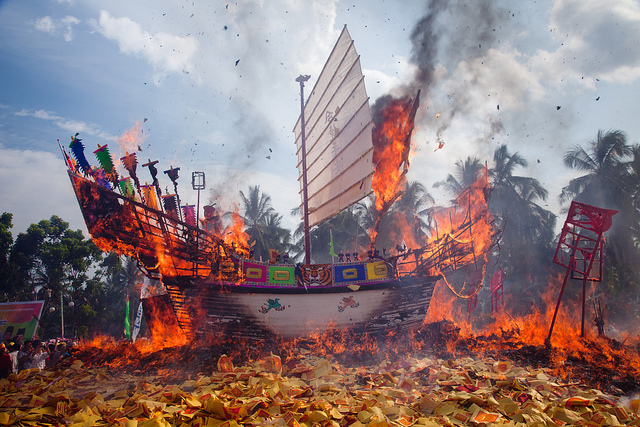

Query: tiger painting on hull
left=296, top=264, right=332, bottom=287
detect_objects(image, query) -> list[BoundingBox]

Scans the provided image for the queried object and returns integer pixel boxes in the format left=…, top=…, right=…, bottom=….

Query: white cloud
left=95, top=10, right=198, bottom=78
left=13, top=109, right=113, bottom=140
left=0, top=146, right=87, bottom=235
left=364, top=57, right=417, bottom=101
left=34, top=16, right=55, bottom=33
left=34, top=15, right=80, bottom=41
left=533, top=0, right=640, bottom=84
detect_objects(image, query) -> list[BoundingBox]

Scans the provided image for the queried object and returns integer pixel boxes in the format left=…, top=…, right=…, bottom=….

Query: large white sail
left=293, top=26, right=373, bottom=228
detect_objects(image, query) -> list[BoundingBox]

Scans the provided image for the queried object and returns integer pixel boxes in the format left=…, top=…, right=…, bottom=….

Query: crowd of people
left=0, top=335, right=72, bottom=378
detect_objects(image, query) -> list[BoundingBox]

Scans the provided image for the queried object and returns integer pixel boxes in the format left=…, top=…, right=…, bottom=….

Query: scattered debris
left=1, top=347, right=638, bottom=426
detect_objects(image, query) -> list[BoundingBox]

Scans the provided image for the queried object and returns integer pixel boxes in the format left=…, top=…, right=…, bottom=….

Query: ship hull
left=68, top=171, right=438, bottom=339
left=162, top=275, right=437, bottom=339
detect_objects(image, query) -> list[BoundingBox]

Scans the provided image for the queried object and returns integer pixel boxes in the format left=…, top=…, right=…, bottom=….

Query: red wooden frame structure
left=547, top=201, right=617, bottom=343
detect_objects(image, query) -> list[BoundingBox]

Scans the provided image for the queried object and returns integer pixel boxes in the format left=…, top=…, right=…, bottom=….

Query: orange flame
left=115, top=120, right=146, bottom=155
left=223, top=207, right=250, bottom=253
left=371, top=95, right=418, bottom=212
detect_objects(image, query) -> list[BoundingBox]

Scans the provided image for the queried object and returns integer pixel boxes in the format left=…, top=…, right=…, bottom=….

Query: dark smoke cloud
left=409, top=0, right=507, bottom=88
left=407, top=0, right=447, bottom=91
left=401, top=0, right=509, bottom=144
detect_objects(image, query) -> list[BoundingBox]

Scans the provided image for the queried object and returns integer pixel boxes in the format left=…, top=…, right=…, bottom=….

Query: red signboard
left=0, top=301, right=45, bottom=341
left=553, top=201, right=617, bottom=278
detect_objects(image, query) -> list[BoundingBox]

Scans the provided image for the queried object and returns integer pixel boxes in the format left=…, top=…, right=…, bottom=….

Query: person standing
left=17, top=340, right=33, bottom=372
left=31, top=342, right=49, bottom=371
left=7, top=342, right=19, bottom=375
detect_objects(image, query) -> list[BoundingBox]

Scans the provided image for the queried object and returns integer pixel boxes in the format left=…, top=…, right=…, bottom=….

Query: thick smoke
left=387, top=0, right=509, bottom=145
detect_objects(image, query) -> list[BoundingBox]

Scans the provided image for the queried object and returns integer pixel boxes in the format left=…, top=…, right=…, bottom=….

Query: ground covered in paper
left=2, top=323, right=640, bottom=426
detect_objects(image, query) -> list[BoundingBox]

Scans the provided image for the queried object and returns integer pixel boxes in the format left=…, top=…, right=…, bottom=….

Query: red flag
left=490, top=269, right=504, bottom=313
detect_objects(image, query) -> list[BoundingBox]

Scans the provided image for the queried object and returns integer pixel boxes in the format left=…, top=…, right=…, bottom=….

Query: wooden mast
left=296, top=74, right=312, bottom=264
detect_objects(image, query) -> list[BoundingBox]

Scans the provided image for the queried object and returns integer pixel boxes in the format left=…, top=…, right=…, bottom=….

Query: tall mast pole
left=296, top=74, right=312, bottom=264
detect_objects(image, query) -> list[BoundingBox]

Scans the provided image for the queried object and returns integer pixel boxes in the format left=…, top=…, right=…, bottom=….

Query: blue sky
left=1, top=0, right=639, bottom=237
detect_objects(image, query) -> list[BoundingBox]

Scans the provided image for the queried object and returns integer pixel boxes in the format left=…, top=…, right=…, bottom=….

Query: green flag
left=329, top=228, right=337, bottom=257
left=124, top=293, right=131, bottom=340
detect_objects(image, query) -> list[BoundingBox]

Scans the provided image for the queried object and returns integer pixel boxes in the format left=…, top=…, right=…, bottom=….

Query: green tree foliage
left=83, top=253, right=143, bottom=339
left=7, top=215, right=103, bottom=338
left=560, top=129, right=640, bottom=322
left=370, top=181, right=434, bottom=253
left=0, top=213, right=15, bottom=299
left=434, top=156, right=484, bottom=199
left=238, top=186, right=292, bottom=261
left=292, top=204, right=370, bottom=263
left=489, top=145, right=556, bottom=286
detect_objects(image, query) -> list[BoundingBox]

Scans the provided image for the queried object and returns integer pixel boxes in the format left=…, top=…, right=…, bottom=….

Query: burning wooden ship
left=63, top=27, right=496, bottom=340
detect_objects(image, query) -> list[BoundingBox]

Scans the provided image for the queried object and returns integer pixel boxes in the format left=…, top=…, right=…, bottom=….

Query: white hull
left=163, top=276, right=437, bottom=339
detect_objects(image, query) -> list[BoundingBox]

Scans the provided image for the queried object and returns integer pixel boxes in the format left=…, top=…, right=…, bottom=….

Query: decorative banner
left=334, top=264, right=366, bottom=283
left=0, top=301, right=45, bottom=341
left=242, top=262, right=267, bottom=283
left=298, top=264, right=333, bottom=287
left=490, top=269, right=505, bottom=313
left=553, top=201, right=617, bottom=278
left=162, top=194, right=179, bottom=218
left=124, top=294, right=131, bottom=340
left=269, top=266, right=295, bottom=285
left=121, top=152, right=140, bottom=191
left=69, top=133, right=90, bottom=174
left=329, top=228, right=337, bottom=258
left=141, top=185, right=158, bottom=210
left=119, top=177, right=136, bottom=198
left=91, top=168, right=111, bottom=190
left=182, top=204, right=196, bottom=226
left=366, top=261, right=389, bottom=280
left=94, top=144, right=116, bottom=174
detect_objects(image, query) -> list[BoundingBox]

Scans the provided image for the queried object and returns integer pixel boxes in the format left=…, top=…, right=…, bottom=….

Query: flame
left=392, top=173, right=493, bottom=287
left=116, top=121, right=146, bottom=155
left=371, top=95, right=418, bottom=213
left=223, top=206, right=250, bottom=253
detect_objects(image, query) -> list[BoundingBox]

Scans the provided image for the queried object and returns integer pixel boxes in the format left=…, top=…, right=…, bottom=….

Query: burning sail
left=293, top=26, right=374, bottom=228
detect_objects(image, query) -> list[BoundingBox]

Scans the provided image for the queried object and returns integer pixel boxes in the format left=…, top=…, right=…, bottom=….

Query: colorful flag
left=132, top=302, right=143, bottom=343
left=124, top=294, right=131, bottom=340
left=329, top=228, right=337, bottom=257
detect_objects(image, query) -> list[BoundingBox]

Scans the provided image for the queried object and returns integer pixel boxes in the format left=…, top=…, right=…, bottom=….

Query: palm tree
left=291, top=204, right=370, bottom=263
left=261, top=212, right=293, bottom=258
left=560, top=129, right=632, bottom=206
left=374, top=181, right=434, bottom=251
left=238, top=186, right=291, bottom=261
left=560, top=130, right=639, bottom=318
left=434, top=156, right=483, bottom=198
left=488, top=145, right=556, bottom=284
left=238, top=185, right=275, bottom=259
